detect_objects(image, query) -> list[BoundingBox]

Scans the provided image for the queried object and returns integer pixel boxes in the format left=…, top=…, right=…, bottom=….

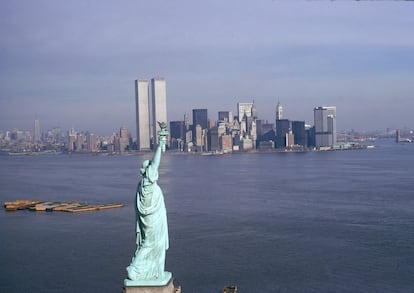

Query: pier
left=3, top=200, right=123, bottom=213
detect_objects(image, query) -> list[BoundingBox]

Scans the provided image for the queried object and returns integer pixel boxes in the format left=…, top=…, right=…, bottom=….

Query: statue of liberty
left=125, top=122, right=171, bottom=286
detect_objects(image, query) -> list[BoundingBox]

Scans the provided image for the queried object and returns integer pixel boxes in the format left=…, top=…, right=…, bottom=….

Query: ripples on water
left=0, top=140, right=413, bottom=292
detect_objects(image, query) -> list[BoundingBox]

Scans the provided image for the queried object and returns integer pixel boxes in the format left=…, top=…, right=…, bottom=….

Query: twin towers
left=135, top=77, right=167, bottom=150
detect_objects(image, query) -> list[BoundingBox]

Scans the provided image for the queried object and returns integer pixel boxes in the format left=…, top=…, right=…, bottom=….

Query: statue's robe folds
left=126, top=162, right=169, bottom=283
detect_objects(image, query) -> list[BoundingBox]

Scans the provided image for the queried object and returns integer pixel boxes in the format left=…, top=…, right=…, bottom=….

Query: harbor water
left=0, top=139, right=413, bottom=292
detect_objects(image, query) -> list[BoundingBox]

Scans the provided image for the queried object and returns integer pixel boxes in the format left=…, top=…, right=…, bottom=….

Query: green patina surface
left=125, top=125, right=171, bottom=287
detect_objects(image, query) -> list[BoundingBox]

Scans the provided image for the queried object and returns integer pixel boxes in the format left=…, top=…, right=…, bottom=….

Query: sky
left=1, top=0, right=414, bottom=135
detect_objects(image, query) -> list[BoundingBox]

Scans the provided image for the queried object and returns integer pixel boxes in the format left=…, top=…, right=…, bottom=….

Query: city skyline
left=1, top=1, right=414, bottom=134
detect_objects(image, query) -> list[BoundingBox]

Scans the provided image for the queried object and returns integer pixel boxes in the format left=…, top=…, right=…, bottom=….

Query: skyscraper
left=276, top=119, right=291, bottom=148
left=314, top=106, right=337, bottom=148
left=151, top=77, right=167, bottom=146
left=33, top=116, right=41, bottom=143
left=192, top=109, right=208, bottom=130
left=170, top=121, right=186, bottom=141
left=68, top=128, right=76, bottom=152
left=119, top=126, right=129, bottom=152
left=192, top=109, right=208, bottom=150
left=218, top=111, right=232, bottom=123
left=291, top=121, right=307, bottom=147
left=87, top=133, right=98, bottom=152
left=237, top=102, right=254, bottom=122
left=135, top=79, right=151, bottom=150
left=276, top=101, right=283, bottom=121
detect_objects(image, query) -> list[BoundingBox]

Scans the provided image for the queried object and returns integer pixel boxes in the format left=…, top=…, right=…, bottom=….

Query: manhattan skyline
left=1, top=1, right=414, bottom=135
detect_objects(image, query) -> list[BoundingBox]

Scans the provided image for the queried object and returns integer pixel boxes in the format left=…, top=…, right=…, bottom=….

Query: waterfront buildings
left=165, top=101, right=336, bottom=152
left=314, top=106, right=337, bottom=148
left=2, top=90, right=348, bottom=154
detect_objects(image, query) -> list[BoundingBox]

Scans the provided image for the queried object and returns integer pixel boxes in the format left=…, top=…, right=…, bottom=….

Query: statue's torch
left=157, top=121, right=168, bottom=152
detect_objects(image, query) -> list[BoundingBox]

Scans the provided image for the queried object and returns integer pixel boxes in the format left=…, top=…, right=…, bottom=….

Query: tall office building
left=218, top=111, right=233, bottom=124
left=68, top=128, right=76, bottom=152
left=119, top=126, right=129, bottom=152
left=151, top=77, right=167, bottom=146
left=87, top=133, right=98, bottom=152
left=291, top=121, right=307, bottom=147
left=169, top=120, right=185, bottom=150
left=276, top=101, right=283, bottom=121
left=314, top=106, right=337, bottom=148
left=194, top=124, right=205, bottom=151
left=135, top=79, right=151, bottom=150
left=237, top=102, right=254, bottom=122
left=76, top=133, right=84, bottom=151
left=192, top=109, right=208, bottom=129
left=33, top=116, right=41, bottom=143
left=170, top=121, right=186, bottom=141
left=276, top=119, right=291, bottom=148
left=396, top=129, right=401, bottom=143
left=192, top=109, right=208, bottom=149
left=184, top=113, right=190, bottom=131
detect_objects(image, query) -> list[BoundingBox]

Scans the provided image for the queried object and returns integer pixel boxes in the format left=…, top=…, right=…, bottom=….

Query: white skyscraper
left=151, top=77, right=167, bottom=146
left=135, top=79, right=151, bottom=150
left=135, top=77, right=167, bottom=150
left=276, top=101, right=283, bottom=121
left=314, top=106, right=337, bottom=148
left=237, top=102, right=254, bottom=122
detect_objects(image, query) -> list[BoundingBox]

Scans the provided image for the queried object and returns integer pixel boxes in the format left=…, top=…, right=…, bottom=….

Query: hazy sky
left=1, top=0, right=413, bottom=135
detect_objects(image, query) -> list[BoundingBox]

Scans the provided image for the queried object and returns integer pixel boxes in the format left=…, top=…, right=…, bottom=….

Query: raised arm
left=150, top=122, right=167, bottom=171
left=151, top=143, right=162, bottom=170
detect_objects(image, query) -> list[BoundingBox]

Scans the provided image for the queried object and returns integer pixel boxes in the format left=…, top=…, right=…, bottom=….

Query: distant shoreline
left=1, top=143, right=379, bottom=157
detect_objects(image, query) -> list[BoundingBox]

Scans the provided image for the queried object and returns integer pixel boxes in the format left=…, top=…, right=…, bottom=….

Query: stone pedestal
left=123, top=278, right=181, bottom=293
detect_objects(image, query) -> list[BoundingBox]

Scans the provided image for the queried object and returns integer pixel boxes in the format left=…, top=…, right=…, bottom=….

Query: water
left=1, top=140, right=413, bottom=292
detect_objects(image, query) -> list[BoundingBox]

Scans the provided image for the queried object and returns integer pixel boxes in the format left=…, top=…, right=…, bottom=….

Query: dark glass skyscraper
left=276, top=119, right=291, bottom=148
left=192, top=109, right=208, bottom=129
left=291, top=121, right=307, bottom=147
left=170, top=121, right=185, bottom=141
